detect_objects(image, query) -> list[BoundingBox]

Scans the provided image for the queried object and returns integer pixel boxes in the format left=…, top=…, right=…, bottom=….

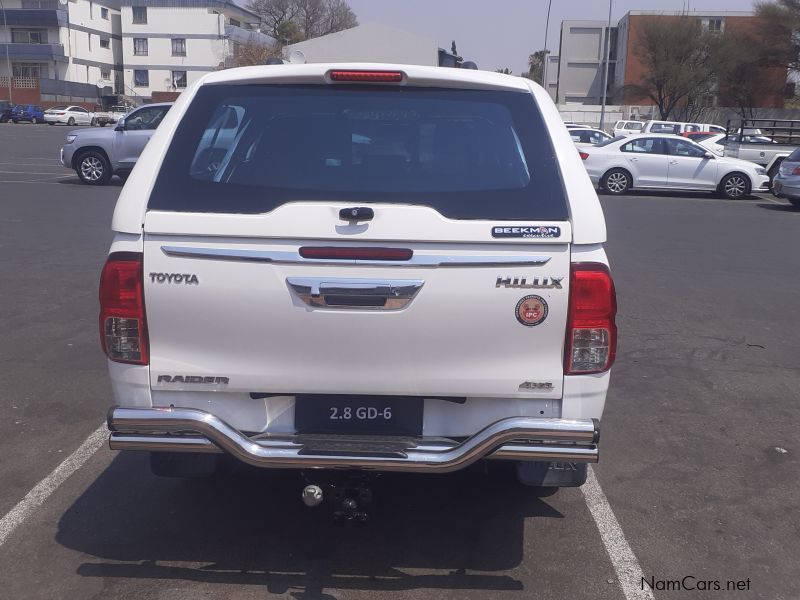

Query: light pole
left=599, top=0, right=613, bottom=131
left=541, top=0, right=553, bottom=94
left=0, top=0, right=12, bottom=103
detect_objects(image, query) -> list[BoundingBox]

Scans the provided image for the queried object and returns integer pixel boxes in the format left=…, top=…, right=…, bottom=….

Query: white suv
left=101, top=64, right=616, bottom=509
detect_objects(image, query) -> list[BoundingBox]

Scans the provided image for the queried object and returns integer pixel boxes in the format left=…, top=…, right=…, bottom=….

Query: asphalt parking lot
left=0, top=123, right=798, bottom=600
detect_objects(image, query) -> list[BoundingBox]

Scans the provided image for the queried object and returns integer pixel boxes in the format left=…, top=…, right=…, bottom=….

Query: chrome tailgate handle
left=287, top=277, right=424, bottom=310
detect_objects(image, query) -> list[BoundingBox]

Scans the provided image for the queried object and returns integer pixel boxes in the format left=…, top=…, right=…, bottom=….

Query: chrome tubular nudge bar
left=161, top=246, right=551, bottom=268
left=108, top=407, right=599, bottom=471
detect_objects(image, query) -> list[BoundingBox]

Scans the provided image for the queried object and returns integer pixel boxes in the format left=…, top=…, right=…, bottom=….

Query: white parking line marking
left=0, top=170, right=66, bottom=175
left=0, top=423, right=106, bottom=547
left=582, top=466, right=655, bottom=600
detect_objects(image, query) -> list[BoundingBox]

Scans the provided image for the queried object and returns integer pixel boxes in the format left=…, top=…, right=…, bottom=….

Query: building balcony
left=0, top=43, right=68, bottom=63
left=224, top=24, right=276, bottom=47
left=1, top=8, right=67, bottom=27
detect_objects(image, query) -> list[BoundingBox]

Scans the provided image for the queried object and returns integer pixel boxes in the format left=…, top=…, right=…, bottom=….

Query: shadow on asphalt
left=56, top=178, right=124, bottom=187
left=756, top=202, right=800, bottom=212
left=55, top=453, right=562, bottom=595
left=599, top=189, right=770, bottom=201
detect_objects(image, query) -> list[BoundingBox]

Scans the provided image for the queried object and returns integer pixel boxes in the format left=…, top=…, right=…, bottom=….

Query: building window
left=134, top=69, right=149, bottom=87
left=172, top=70, right=187, bottom=88
left=12, top=63, right=46, bottom=78
left=88, top=32, right=92, bottom=51
left=171, top=38, right=186, bottom=56
left=133, top=38, right=148, bottom=56
left=132, top=6, right=147, bottom=24
left=229, top=18, right=241, bottom=27
left=702, top=18, right=724, bottom=32
left=101, top=7, right=109, bottom=19
left=100, top=37, right=110, bottom=49
left=101, top=68, right=111, bottom=80
left=11, top=29, right=46, bottom=44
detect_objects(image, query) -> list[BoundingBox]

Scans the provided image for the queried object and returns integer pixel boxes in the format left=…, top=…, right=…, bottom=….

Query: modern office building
left=551, top=20, right=615, bottom=105
left=553, top=11, right=785, bottom=109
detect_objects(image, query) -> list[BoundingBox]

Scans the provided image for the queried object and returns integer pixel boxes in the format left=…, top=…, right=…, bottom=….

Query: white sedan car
left=568, top=127, right=613, bottom=147
left=580, top=133, right=769, bottom=199
left=44, top=105, right=96, bottom=126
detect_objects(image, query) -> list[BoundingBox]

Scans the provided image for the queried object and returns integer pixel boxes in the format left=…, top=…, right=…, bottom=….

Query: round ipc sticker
left=515, top=295, right=548, bottom=327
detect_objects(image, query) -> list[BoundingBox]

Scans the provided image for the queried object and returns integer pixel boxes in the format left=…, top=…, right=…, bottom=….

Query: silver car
left=771, top=147, right=800, bottom=207
left=60, top=103, right=172, bottom=185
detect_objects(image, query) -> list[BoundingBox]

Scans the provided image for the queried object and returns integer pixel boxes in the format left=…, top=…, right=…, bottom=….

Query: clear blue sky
left=345, top=0, right=758, bottom=74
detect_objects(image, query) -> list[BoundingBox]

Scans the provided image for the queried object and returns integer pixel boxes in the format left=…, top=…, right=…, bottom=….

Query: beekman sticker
left=515, top=295, right=548, bottom=327
left=492, top=226, right=561, bottom=239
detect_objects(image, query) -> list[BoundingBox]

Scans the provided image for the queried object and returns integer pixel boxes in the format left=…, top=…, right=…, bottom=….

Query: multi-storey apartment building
left=119, top=0, right=274, bottom=99
left=1, top=0, right=274, bottom=103
left=0, top=0, right=122, bottom=93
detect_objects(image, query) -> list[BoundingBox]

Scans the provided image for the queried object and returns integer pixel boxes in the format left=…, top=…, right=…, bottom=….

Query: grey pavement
left=0, top=123, right=798, bottom=600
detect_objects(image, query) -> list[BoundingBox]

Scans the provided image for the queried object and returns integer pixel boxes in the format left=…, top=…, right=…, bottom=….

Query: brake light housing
left=99, top=252, right=148, bottom=365
left=579, top=152, right=589, bottom=160
left=565, top=263, right=617, bottom=374
left=792, top=166, right=800, bottom=175
left=299, top=246, right=413, bottom=261
left=328, top=70, right=404, bottom=83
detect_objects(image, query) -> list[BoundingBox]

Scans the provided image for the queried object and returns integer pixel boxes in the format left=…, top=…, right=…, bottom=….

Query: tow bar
left=301, top=473, right=375, bottom=523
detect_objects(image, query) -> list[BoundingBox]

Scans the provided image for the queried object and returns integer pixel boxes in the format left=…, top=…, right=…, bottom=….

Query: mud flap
left=515, top=461, right=588, bottom=487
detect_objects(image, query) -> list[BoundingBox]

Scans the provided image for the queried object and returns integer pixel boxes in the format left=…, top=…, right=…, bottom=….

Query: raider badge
left=515, top=295, right=548, bottom=327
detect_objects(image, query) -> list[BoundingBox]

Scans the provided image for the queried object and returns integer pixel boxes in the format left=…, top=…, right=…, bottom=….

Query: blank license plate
left=294, top=395, right=423, bottom=436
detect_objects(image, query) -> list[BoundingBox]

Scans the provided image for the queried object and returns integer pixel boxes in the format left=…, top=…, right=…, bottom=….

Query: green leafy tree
left=755, top=0, right=800, bottom=74
left=624, top=16, right=728, bottom=119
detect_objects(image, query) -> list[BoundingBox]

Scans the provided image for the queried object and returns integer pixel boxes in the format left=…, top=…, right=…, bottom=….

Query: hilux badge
left=515, top=295, right=548, bottom=327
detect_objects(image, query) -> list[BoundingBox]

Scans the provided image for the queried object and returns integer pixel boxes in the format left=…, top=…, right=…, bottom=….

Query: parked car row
left=0, top=103, right=119, bottom=126
left=579, top=133, right=769, bottom=199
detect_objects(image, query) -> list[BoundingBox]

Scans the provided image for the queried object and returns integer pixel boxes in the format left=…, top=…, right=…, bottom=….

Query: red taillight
left=299, top=246, right=413, bottom=261
left=329, top=70, right=403, bottom=83
left=565, top=263, right=617, bottom=375
left=99, top=252, right=148, bottom=365
left=792, top=166, right=800, bottom=175
left=579, top=152, right=589, bottom=160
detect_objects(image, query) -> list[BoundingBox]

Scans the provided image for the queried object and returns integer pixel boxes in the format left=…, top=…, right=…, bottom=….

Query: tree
left=522, top=50, right=546, bottom=84
left=247, top=0, right=357, bottom=43
left=232, top=37, right=285, bottom=67
left=495, top=67, right=512, bottom=74
left=755, top=0, right=800, bottom=74
left=624, top=16, right=728, bottom=120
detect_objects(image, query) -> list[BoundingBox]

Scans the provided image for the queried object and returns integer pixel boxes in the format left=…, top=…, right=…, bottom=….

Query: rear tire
left=31, top=117, right=38, bottom=124
left=718, top=172, right=751, bottom=200
left=47, top=121, right=54, bottom=125
left=150, top=452, right=221, bottom=478
left=788, top=197, right=800, bottom=208
left=67, top=117, right=75, bottom=126
left=76, top=150, right=112, bottom=185
left=601, top=168, right=631, bottom=195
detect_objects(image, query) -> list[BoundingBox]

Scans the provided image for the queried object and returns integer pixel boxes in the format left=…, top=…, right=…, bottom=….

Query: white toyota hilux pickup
left=101, top=64, right=616, bottom=515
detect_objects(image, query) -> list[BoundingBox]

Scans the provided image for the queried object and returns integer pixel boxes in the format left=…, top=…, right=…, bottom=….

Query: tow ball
left=301, top=475, right=374, bottom=523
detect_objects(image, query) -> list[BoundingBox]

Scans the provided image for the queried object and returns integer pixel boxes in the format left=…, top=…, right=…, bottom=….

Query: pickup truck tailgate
left=143, top=207, right=571, bottom=399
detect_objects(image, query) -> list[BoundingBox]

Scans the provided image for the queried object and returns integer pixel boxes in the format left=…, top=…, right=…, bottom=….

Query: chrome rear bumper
left=108, top=406, right=599, bottom=473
